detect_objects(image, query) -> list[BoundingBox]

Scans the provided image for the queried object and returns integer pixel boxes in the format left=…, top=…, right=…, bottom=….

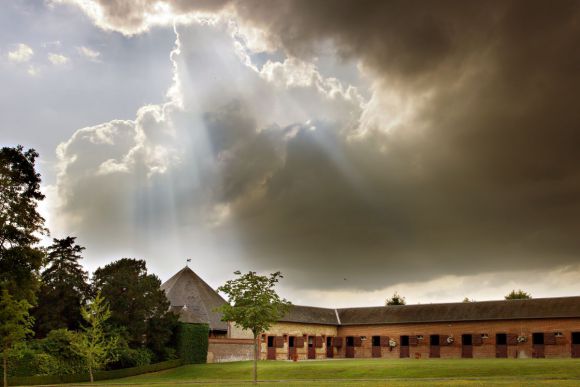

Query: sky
left=2, top=0, right=580, bottom=307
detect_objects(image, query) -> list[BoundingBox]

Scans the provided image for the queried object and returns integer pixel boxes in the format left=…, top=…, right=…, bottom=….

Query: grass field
left=81, top=358, right=580, bottom=386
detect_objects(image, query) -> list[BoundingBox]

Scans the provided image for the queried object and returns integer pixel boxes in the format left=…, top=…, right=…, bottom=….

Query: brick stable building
left=163, top=267, right=580, bottom=362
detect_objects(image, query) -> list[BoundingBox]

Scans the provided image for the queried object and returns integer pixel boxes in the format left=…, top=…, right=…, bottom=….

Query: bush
left=107, top=347, right=153, bottom=370
left=176, top=323, right=208, bottom=364
left=1, top=347, right=59, bottom=377
left=39, top=329, right=85, bottom=375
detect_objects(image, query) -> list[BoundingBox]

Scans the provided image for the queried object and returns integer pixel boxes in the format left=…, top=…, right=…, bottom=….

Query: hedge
left=7, top=359, right=183, bottom=386
left=176, top=323, right=209, bottom=364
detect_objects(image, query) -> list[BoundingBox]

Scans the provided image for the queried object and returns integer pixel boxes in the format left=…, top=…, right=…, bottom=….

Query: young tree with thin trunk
left=72, top=292, right=118, bottom=383
left=217, top=271, right=291, bottom=385
left=0, top=289, right=33, bottom=387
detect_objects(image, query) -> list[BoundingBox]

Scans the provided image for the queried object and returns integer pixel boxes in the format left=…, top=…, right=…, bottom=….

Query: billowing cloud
left=51, top=1, right=580, bottom=297
left=77, top=46, right=100, bottom=61
left=8, top=43, right=33, bottom=62
left=48, top=53, right=69, bottom=65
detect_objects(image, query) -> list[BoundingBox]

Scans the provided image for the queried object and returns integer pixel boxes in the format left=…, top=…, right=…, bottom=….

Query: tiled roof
left=280, top=305, right=340, bottom=325
left=336, top=296, right=580, bottom=325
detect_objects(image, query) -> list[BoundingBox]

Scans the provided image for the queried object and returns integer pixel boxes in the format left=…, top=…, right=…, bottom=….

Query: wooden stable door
left=429, top=335, right=440, bottom=358
left=307, top=336, right=316, bottom=359
left=462, top=334, right=473, bottom=358
left=326, top=337, right=334, bottom=358
left=371, top=336, right=381, bottom=358
left=346, top=336, right=355, bottom=358
left=496, top=333, right=508, bottom=358
left=532, top=333, right=545, bottom=358
left=288, top=336, right=296, bottom=360
left=400, top=335, right=410, bottom=358
left=267, top=336, right=276, bottom=360
left=572, top=332, right=580, bottom=358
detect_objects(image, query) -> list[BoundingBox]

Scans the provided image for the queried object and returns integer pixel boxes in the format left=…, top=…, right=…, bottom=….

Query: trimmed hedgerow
left=176, top=323, right=209, bottom=364
left=7, top=358, right=183, bottom=386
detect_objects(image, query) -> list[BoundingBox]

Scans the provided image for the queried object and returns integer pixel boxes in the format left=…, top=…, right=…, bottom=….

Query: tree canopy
left=92, top=258, right=176, bottom=358
left=218, top=270, right=291, bottom=384
left=505, top=289, right=532, bottom=300
left=33, top=237, right=90, bottom=337
left=0, top=146, right=46, bottom=302
left=385, top=291, right=406, bottom=306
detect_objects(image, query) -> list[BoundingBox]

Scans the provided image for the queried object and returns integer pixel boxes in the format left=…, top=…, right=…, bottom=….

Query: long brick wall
left=208, top=338, right=255, bottom=363
left=260, top=318, right=580, bottom=360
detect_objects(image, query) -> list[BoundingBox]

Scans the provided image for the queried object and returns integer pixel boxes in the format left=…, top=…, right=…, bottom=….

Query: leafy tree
left=505, top=289, right=532, bottom=300
left=462, top=297, right=475, bottom=303
left=0, top=146, right=47, bottom=302
left=92, top=258, right=176, bottom=358
left=217, top=271, right=291, bottom=384
left=33, top=237, right=90, bottom=337
left=0, top=289, right=33, bottom=387
left=72, top=292, right=118, bottom=383
left=385, top=291, right=406, bottom=306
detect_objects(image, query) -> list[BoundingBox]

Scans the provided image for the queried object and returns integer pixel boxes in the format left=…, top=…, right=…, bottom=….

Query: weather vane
left=186, top=258, right=191, bottom=266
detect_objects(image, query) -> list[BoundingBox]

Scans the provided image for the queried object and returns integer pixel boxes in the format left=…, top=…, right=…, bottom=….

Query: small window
left=572, top=332, right=580, bottom=344
left=308, top=336, right=314, bottom=347
left=346, top=336, right=355, bottom=347
left=401, top=335, right=409, bottom=346
left=462, top=334, right=472, bottom=345
left=372, top=336, right=380, bottom=346
left=326, top=336, right=332, bottom=346
left=430, top=335, right=440, bottom=346
left=289, top=336, right=295, bottom=348
left=532, top=332, right=544, bottom=345
left=267, top=336, right=275, bottom=348
left=496, top=333, right=507, bottom=345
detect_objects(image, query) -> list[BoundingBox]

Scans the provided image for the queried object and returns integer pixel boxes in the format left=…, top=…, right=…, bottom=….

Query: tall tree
left=33, top=237, right=90, bottom=337
left=0, top=289, right=33, bottom=387
left=92, top=258, right=176, bottom=358
left=505, top=289, right=532, bottom=300
left=217, top=271, right=291, bottom=385
left=72, top=292, right=118, bottom=383
left=385, top=291, right=406, bottom=306
left=0, top=146, right=46, bottom=303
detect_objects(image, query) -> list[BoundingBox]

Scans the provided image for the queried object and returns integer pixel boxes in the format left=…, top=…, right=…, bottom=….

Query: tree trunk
left=253, top=333, right=258, bottom=385
left=89, top=364, right=94, bottom=383
left=3, top=350, right=7, bottom=387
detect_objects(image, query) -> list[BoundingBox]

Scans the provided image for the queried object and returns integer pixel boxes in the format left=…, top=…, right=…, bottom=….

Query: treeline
left=0, top=146, right=179, bottom=382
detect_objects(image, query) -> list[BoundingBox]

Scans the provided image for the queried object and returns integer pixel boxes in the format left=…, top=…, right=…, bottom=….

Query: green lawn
left=80, top=358, right=580, bottom=386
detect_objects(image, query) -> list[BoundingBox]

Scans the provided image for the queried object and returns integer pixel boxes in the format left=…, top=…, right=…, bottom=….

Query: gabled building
left=162, top=267, right=580, bottom=362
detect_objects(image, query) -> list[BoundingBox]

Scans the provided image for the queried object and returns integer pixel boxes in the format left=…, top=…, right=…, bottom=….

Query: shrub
left=39, top=329, right=86, bottom=375
left=176, top=323, right=208, bottom=364
left=107, top=347, right=153, bottom=370
left=1, top=346, right=59, bottom=377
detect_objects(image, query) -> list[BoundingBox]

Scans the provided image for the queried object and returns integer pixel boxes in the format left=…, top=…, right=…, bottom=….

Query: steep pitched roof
left=336, top=296, right=580, bottom=325
left=161, top=266, right=228, bottom=331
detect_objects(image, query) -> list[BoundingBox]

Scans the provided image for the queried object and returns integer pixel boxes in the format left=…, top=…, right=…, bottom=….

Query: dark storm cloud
left=220, top=0, right=580, bottom=289
left=63, top=1, right=580, bottom=291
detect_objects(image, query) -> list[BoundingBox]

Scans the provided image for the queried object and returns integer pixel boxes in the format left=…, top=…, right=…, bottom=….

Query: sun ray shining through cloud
left=4, top=0, right=580, bottom=307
